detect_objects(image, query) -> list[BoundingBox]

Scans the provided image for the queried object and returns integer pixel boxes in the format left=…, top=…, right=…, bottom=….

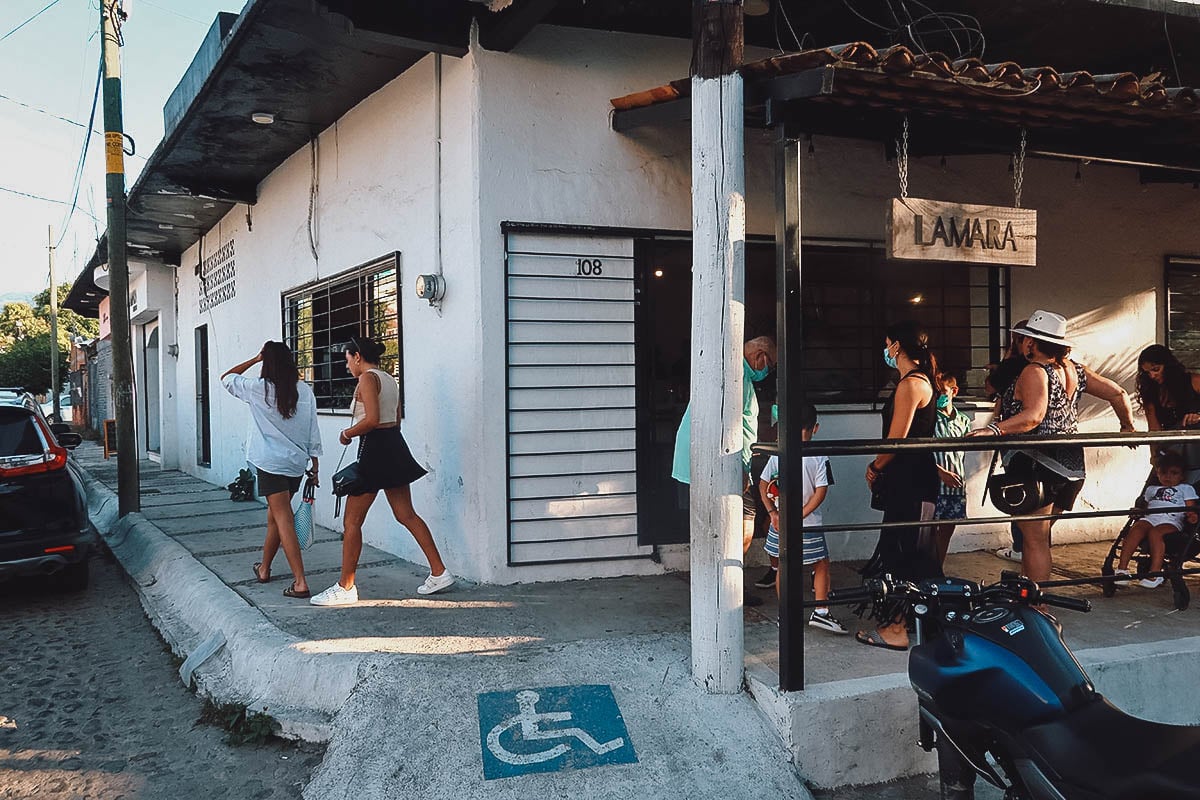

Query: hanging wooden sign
left=887, top=197, right=1037, bottom=267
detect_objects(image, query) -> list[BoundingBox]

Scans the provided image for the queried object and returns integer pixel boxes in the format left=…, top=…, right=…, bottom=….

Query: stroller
left=1100, top=452, right=1200, bottom=611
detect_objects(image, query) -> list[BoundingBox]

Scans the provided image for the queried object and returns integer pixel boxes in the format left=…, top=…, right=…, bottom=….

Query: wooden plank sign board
left=103, top=418, right=117, bottom=460
left=888, top=197, right=1037, bottom=267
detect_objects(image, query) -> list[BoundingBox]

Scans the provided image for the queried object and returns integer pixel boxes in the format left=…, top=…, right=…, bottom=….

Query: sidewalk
left=73, top=442, right=1200, bottom=793
left=72, top=442, right=812, bottom=799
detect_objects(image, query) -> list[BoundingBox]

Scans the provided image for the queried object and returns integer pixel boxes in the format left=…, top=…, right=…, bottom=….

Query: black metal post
left=775, top=127, right=805, bottom=692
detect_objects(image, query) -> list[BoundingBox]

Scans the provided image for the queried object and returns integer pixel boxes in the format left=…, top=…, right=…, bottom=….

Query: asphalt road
left=0, top=548, right=323, bottom=799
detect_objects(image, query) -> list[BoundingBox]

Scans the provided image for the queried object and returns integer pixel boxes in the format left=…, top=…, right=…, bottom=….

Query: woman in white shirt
left=222, top=341, right=322, bottom=599
left=310, top=336, right=452, bottom=606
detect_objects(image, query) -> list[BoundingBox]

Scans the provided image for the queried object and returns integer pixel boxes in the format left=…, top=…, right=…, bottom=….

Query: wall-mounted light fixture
left=167, top=343, right=179, bottom=358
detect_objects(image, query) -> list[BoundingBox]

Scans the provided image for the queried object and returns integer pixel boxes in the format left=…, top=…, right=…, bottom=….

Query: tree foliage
left=0, top=333, right=66, bottom=395
left=0, top=283, right=94, bottom=393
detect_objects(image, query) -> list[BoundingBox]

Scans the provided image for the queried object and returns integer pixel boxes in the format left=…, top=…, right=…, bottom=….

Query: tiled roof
left=611, top=41, right=1198, bottom=117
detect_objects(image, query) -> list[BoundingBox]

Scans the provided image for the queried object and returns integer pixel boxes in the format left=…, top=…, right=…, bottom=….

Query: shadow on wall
left=1067, top=290, right=1156, bottom=425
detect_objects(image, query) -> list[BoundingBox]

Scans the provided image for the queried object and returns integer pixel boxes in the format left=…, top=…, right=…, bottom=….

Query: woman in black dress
left=858, top=321, right=942, bottom=651
left=310, top=337, right=453, bottom=606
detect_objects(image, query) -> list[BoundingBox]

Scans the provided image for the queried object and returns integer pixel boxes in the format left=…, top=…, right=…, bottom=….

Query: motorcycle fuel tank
left=910, top=605, right=1095, bottom=730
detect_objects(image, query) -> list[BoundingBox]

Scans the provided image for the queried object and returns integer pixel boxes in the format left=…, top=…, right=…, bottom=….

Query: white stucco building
left=66, top=0, right=1200, bottom=584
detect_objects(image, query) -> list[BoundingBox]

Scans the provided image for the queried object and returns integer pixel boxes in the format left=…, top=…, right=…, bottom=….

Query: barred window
left=1167, top=256, right=1200, bottom=372
left=282, top=253, right=402, bottom=412
left=800, top=244, right=1008, bottom=403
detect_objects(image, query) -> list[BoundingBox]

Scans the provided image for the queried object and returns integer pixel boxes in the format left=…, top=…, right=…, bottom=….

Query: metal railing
left=760, top=428, right=1200, bottom=691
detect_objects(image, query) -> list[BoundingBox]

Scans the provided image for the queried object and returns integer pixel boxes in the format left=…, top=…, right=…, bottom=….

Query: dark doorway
left=195, top=325, right=211, bottom=467
left=635, top=238, right=778, bottom=546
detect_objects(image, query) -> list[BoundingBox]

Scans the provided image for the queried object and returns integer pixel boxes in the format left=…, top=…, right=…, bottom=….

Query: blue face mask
left=748, top=363, right=771, bottom=383
left=883, top=345, right=898, bottom=370
left=936, top=392, right=951, bottom=410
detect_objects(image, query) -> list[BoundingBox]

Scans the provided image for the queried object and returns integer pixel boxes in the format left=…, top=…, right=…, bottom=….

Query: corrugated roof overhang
left=612, top=42, right=1200, bottom=178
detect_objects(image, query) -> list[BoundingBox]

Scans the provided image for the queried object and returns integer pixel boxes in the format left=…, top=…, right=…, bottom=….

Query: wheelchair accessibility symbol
left=477, top=685, right=637, bottom=779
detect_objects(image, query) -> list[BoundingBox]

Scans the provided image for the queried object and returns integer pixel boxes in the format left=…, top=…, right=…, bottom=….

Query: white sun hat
left=1012, top=310, right=1073, bottom=348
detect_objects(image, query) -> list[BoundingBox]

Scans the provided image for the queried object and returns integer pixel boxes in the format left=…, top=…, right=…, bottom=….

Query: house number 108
left=575, top=258, right=603, bottom=276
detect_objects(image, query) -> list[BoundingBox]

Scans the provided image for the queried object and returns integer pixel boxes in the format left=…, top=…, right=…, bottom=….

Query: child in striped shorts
left=759, top=403, right=847, bottom=634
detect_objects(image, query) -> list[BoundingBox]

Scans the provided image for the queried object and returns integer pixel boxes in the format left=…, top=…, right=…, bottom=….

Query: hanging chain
left=896, top=116, right=910, bottom=199
left=1013, top=127, right=1027, bottom=208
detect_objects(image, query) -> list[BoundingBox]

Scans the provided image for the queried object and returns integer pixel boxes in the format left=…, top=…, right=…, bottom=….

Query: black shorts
left=1009, top=452, right=1084, bottom=511
left=256, top=468, right=301, bottom=498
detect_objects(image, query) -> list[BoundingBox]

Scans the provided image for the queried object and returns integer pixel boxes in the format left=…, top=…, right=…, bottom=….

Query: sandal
left=283, top=583, right=311, bottom=599
left=855, top=629, right=908, bottom=651
left=252, top=562, right=271, bottom=584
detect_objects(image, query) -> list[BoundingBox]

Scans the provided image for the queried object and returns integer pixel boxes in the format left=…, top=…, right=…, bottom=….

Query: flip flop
left=283, top=583, right=310, bottom=599
left=252, top=562, right=270, bottom=584
left=855, top=629, right=908, bottom=651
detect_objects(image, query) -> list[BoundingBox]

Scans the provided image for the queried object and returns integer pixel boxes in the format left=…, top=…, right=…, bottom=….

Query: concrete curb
left=749, top=631, right=1200, bottom=789
left=78, top=466, right=376, bottom=741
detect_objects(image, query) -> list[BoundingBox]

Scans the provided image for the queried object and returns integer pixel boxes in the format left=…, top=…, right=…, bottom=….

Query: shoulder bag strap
left=982, top=449, right=1000, bottom=507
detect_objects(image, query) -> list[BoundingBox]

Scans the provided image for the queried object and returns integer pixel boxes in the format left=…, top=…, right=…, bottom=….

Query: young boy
left=1115, top=449, right=1199, bottom=588
left=759, top=403, right=847, bottom=634
left=932, top=374, right=972, bottom=566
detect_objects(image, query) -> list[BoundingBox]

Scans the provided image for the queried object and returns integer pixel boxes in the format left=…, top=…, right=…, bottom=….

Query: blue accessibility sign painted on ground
left=477, top=684, right=638, bottom=780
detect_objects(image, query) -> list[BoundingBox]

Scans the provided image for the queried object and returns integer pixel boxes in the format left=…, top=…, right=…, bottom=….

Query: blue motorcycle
left=840, top=574, right=1200, bottom=799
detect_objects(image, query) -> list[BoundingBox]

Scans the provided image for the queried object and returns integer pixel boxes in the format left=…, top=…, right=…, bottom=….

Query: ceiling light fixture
left=157, top=223, right=174, bottom=230
left=251, top=112, right=275, bottom=125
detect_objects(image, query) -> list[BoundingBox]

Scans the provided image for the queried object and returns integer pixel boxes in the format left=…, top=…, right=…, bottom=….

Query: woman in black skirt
left=310, top=337, right=453, bottom=606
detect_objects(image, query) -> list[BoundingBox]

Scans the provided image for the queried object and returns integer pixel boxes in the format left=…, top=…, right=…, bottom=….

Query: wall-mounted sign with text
left=887, top=197, right=1036, bottom=267
left=198, top=239, right=236, bottom=312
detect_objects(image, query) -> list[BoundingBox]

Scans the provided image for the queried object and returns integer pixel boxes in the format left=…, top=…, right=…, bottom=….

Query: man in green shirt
left=673, top=336, right=777, bottom=605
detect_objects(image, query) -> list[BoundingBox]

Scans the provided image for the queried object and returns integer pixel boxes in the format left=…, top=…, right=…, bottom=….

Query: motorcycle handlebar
left=1040, top=593, right=1092, bottom=613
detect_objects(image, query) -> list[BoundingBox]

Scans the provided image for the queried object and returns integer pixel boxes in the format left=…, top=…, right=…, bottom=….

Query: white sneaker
left=310, top=582, right=358, bottom=606
left=1139, top=577, right=1164, bottom=589
left=995, top=547, right=1023, bottom=563
left=417, top=571, right=456, bottom=595
left=1113, top=569, right=1134, bottom=587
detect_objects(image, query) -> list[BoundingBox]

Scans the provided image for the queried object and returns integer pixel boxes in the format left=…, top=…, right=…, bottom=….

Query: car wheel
left=56, top=559, right=89, bottom=592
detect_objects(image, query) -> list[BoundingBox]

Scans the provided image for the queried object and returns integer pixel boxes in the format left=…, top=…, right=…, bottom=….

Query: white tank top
left=351, top=368, right=399, bottom=426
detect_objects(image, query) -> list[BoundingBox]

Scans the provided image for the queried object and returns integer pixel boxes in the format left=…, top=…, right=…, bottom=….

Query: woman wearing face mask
left=858, top=321, right=943, bottom=651
left=310, top=336, right=453, bottom=606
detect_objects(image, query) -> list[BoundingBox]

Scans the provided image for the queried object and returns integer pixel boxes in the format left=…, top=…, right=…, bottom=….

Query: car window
left=0, top=409, right=43, bottom=456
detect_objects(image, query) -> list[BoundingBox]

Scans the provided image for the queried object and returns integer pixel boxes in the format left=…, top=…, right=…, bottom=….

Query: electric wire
left=0, top=184, right=101, bottom=222
left=0, top=91, right=146, bottom=159
left=0, top=0, right=65, bottom=42
left=56, top=59, right=103, bottom=249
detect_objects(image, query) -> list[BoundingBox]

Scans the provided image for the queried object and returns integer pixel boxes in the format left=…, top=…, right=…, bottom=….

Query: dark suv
left=0, top=389, right=92, bottom=590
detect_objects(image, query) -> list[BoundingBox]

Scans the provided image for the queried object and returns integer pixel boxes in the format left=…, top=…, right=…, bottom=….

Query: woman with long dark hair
left=310, top=337, right=452, bottom=606
left=858, top=320, right=942, bottom=651
left=969, top=311, right=1134, bottom=583
left=222, top=341, right=322, bottom=599
left=1136, top=344, right=1200, bottom=468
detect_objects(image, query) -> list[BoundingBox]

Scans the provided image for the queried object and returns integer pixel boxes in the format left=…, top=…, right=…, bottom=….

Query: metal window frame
left=280, top=252, right=403, bottom=415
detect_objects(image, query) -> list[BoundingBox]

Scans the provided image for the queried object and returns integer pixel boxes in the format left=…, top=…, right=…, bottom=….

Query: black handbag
left=984, top=451, right=1045, bottom=516
left=330, top=399, right=365, bottom=516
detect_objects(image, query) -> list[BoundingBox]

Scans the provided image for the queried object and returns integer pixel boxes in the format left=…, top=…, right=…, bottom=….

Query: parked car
left=39, top=393, right=72, bottom=423
left=0, top=391, right=92, bottom=590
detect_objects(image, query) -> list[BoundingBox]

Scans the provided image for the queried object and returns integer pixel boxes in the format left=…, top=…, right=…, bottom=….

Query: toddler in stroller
left=1103, top=449, right=1200, bottom=609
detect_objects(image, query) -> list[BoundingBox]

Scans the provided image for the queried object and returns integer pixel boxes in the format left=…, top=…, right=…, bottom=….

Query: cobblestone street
left=0, top=549, right=323, bottom=799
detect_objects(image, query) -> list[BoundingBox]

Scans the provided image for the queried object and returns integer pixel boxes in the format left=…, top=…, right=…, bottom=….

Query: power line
left=0, top=90, right=148, bottom=160
left=138, top=0, right=210, bottom=26
left=0, top=0, right=65, bottom=42
left=0, top=184, right=101, bottom=222
left=56, top=59, right=103, bottom=249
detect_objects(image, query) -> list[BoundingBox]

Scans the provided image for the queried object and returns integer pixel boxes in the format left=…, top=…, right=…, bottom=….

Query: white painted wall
left=155, top=21, right=1200, bottom=582
left=474, top=24, right=1200, bottom=568
left=170, top=53, right=486, bottom=581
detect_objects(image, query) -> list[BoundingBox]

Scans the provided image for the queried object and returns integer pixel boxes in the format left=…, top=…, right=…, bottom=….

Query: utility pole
left=689, top=0, right=746, bottom=694
left=47, top=225, right=60, bottom=422
left=101, top=0, right=139, bottom=515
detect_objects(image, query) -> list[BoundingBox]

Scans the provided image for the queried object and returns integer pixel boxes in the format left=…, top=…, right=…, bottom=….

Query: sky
left=0, top=0, right=244, bottom=300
